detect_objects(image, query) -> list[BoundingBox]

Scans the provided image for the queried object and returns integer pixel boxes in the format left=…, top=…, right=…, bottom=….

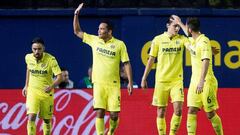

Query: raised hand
left=170, top=15, right=182, bottom=25
left=74, top=3, right=84, bottom=15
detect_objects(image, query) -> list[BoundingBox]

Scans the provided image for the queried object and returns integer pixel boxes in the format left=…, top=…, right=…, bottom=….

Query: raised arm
left=171, top=15, right=189, bottom=36
left=73, top=3, right=84, bottom=39
left=141, top=56, right=156, bottom=89
left=123, top=61, right=133, bottom=95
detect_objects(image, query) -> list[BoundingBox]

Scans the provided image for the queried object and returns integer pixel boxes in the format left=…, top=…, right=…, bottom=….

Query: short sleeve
left=149, top=37, right=159, bottom=57
left=82, top=32, right=98, bottom=47
left=51, top=57, right=62, bottom=76
left=120, top=42, right=130, bottom=63
left=200, top=39, right=212, bottom=60
left=25, top=54, right=30, bottom=69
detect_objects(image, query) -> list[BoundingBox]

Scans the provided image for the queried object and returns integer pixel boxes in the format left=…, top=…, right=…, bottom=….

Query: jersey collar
left=32, top=52, right=45, bottom=63
left=164, top=32, right=179, bottom=40
left=195, top=34, right=205, bottom=43
left=99, top=36, right=115, bottom=44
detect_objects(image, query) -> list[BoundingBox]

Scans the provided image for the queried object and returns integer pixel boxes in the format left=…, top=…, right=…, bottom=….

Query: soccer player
left=141, top=16, right=189, bottom=135
left=22, top=37, right=62, bottom=135
left=172, top=16, right=224, bottom=135
left=73, top=3, right=133, bottom=135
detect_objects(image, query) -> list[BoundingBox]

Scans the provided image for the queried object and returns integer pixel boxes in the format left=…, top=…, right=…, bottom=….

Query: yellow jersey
left=25, top=52, right=61, bottom=96
left=83, top=32, right=129, bottom=84
left=188, top=34, right=216, bottom=83
left=150, top=32, right=189, bottom=82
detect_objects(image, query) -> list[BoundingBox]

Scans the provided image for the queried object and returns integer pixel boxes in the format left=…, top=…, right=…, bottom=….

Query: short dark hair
left=166, top=16, right=174, bottom=25
left=186, top=17, right=200, bottom=32
left=31, top=37, right=45, bottom=45
left=101, top=19, right=114, bottom=31
left=61, top=67, right=67, bottom=71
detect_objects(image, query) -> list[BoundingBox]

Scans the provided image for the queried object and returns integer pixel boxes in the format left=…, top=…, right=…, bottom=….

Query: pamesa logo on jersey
left=96, top=47, right=116, bottom=57
left=162, top=47, right=181, bottom=53
left=29, top=69, right=48, bottom=74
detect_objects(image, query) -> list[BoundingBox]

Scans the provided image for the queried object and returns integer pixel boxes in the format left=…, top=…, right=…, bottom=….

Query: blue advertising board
left=0, top=8, right=239, bottom=88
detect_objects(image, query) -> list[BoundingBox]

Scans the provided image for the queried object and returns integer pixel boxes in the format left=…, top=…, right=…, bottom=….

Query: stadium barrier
left=1, top=9, right=240, bottom=88
left=0, top=88, right=239, bottom=134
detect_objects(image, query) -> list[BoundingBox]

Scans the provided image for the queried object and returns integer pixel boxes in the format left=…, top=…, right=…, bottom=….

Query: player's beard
left=34, top=53, right=43, bottom=60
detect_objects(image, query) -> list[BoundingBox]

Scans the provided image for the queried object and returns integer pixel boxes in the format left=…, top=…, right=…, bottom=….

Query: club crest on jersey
left=41, top=63, right=47, bottom=68
left=110, top=44, right=115, bottom=49
left=176, top=40, right=180, bottom=45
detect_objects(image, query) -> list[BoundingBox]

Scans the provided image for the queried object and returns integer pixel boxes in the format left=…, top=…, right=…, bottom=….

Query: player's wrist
left=128, top=81, right=133, bottom=85
left=74, top=11, right=80, bottom=16
left=51, top=84, right=56, bottom=89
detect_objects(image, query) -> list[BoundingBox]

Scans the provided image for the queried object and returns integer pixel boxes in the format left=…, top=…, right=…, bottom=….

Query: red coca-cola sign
left=0, top=89, right=111, bottom=135
left=0, top=89, right=240, bottom=135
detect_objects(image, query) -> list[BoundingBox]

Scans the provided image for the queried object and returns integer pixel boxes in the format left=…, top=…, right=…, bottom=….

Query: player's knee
left=110, top=112, right=118, bottom=121
left=157, top=107, right=166, bottom=117
left=174, top=108, right=182, bottom=116
left=206, top=111, right=216, bottom=119
left=28, top=114, right=37, bottom=121
left=43, top=119, right=51, bottom=124
left=188, top=107, right=198, bottom=114
left=96, top=109, right=105, bottom=118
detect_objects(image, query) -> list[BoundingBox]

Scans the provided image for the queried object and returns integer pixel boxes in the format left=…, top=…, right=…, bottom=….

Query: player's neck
left=35, top=55, right=43, bottom=62
left=103, top=36, right=112, bottom=43
left=192, top=32, right=201, bottom=40
left=166, top=32, right=175, bottom=39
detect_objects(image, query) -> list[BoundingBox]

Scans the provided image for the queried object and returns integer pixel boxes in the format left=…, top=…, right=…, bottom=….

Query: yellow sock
left=156, top=117, right=166, bottom=135
left=187, top=114, right=197, bottom=135
left=169, top=114, right=182, bottom=135
left=96, top=118, right=104, bottom=135
left=210, top=114, right=223, bottom=135
left=27, top=121, right=36, bottom=135
left=107, top=119, right=119, bottom=135
left=43, top=122, right=52, bottom=135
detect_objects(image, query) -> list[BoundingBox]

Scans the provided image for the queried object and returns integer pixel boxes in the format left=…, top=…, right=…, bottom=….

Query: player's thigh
left=170, top=80, right=184, bottom=103
left=93, top=83, right=107, bottom=109
left=26, top=92, right=40, bottom=114
left=202, top=82, right=219, bottom=112
left=39, top=96, right=54, bottom=119
left=107, top=84, right=121, bottom=112
left=152, top=82, right=170, bottom=107
left=187, top=83, right=202, bottom=109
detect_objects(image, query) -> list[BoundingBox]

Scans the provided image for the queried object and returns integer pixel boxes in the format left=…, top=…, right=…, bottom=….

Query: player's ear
left=166, top=23, right=169, bottom=29
left=188, top=28, right=192, bottom=34
left=42, top=45, right=45, bottom=51
left=108, top=29, right=112, bottom=35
